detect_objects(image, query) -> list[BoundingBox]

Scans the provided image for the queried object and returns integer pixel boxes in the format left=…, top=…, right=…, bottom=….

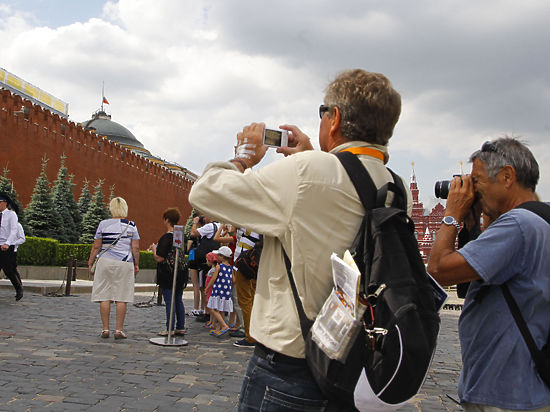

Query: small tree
left=79, top=179, right=108, bottom=243
left=25, top=156, right=63, bottom=239
left=77, top=179, right=91, bottom=218
left=67, top=174, right=82, bottom=241
left=51, top=155, right=74, bottom=243
left=109, top=184, right=115, bottom=202
left=0, top=166, right=28, bottom=231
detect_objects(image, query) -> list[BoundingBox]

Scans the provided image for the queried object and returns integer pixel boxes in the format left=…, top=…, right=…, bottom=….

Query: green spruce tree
left=67, top=174, right=82, bottom=242
left=80, top=179, right=108, bottom=243
left=25, top=156, right=63, bottom=239
left=51, top=155, right=74, bottom=243
left=77, top=179, right=91, bottom=218
left=0, top=166, right=28, bottom=231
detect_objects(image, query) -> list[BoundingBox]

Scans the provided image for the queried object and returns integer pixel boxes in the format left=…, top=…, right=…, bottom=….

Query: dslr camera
left=434, top=175, right=462, bottom=199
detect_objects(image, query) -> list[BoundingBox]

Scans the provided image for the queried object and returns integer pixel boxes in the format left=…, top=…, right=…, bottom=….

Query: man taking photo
left=189, top=69, right=411, bottom=411
left=428, top=137, right=550, bottom=411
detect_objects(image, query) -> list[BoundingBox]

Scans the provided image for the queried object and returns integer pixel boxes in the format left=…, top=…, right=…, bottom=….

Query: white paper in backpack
left=354, top=370, right=406, bottom=412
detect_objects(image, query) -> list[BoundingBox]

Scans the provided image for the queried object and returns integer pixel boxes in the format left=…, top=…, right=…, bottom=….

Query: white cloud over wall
left=1, top=0, right=549, bottom=203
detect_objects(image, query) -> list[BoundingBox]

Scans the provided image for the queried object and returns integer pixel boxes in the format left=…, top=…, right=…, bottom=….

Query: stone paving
left=0, top=289, right=464, bottom=411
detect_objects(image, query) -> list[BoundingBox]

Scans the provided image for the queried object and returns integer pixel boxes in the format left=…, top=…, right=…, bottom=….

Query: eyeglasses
left=319, top=104, right=330, bottom=119
left=481, top=141, right=498, bottom=153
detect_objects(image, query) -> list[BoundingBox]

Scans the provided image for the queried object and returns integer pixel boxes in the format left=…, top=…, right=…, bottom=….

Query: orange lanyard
left=339, top=147, right=385, bottom=162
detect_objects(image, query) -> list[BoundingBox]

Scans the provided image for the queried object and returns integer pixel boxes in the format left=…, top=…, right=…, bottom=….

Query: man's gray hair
left=469, top=136, right=539, bottom=191
left=324, top=69, right=401, bottom=146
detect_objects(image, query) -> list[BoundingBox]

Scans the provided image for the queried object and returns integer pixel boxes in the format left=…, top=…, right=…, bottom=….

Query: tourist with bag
left=89, top=197, right=140, bottom=340
left=150, top=207, right=188, bottom=337
left=189, top=215, right=220, bottom=320
left=428, top=138, right=550, bottom=411
left=189, top=70, right=411, bottom=411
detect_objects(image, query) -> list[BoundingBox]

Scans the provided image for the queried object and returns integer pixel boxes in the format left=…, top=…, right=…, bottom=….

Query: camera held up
left=434, top=175, right=463, bottom=199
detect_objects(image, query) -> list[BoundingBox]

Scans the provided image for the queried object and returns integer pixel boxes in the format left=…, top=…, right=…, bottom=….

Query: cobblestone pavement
left=0, top=289, right=463, bottom=411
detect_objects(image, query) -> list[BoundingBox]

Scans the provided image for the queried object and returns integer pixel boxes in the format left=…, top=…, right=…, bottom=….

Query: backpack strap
left=283, top=248, right=314, bottom=339
left=500, top=201, right=550, bottom=384
left=335, top=151, right=377, bottom=211
left=516, top=201, right=550, bottom=224
left=335, top=151, right=407, bottom=211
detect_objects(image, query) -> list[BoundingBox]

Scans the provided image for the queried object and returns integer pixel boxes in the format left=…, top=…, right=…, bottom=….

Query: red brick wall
left=0, top=89, right=193, bottom=247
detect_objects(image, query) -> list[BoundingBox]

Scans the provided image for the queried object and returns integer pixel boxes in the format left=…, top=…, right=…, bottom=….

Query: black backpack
left=194, top=223, right=220, bottom=265
left=285, top=151, right=440, bottom=408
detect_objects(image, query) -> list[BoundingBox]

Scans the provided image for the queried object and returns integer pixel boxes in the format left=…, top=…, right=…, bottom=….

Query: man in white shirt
left=189, top=69, right=409, bottom=410
left=189, top=216, right=220, bottom=317
left=0, top=192, right=23, bottom=301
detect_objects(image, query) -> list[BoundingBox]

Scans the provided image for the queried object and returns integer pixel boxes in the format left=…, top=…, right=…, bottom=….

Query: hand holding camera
left=235, top=123, right=269, bottom=168
left=443, top=175, right=476, bottom=222
left=276, top=125, right=314, bottom=157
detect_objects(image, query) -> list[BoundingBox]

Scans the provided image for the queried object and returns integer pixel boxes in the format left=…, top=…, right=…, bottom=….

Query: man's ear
left=500, top=165, right=516, bottom=188
left=329, top=106, right=342, bottom=137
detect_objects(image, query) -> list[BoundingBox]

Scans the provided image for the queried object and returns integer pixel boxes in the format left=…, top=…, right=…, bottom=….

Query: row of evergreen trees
left=1, top=155, right=115, bottom=244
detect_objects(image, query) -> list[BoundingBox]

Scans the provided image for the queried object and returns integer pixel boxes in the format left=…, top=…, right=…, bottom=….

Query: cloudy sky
left=2, top=0, right=549, bottom=207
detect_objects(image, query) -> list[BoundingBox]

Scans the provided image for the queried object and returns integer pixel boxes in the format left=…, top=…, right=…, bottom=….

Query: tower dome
left=81, top=110, right=150, bottom=155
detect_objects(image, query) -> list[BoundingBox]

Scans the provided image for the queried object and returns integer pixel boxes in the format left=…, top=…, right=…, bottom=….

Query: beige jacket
left=189, top=141, right=412, bottom=358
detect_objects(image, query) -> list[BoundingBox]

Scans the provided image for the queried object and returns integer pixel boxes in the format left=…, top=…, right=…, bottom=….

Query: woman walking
left=88, top=197, right=140, bottom=339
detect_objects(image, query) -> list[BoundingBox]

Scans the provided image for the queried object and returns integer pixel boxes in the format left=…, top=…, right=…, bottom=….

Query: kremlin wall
left=1, top=68, right=446, bottom=259
left=0, top=88, right=194, bottom=247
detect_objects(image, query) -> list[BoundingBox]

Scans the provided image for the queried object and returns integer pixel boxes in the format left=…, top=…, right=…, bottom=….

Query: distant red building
left=409, top=168, right=446, bottom=263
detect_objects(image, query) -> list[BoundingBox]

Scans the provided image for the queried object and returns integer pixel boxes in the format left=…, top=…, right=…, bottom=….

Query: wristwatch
left=442, top=216, right=461, bottom=231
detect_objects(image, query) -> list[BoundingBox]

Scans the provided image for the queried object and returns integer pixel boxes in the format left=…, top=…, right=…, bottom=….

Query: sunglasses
left=319, top=104, right=331, bottom=119
left=481, top=141, right=498, bottom=153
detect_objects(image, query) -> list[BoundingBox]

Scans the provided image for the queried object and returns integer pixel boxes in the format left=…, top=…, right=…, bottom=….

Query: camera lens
left=434, top=180, right=451, bottom=199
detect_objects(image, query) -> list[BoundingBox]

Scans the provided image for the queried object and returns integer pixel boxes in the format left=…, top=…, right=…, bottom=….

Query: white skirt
left=91, top=257, right=135, bottom=303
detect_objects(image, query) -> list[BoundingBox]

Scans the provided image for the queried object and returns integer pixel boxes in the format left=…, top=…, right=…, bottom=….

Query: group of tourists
left=4, top=67, right=549, bottom=412
left=188, top=69, right=550, bottom=411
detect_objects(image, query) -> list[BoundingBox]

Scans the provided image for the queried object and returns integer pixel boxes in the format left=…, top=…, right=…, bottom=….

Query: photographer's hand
left=276, top=125, right=314, bottom=156
left=233, top=123, right=268, bottom=170
left=445, top=175, right=475, bottom=222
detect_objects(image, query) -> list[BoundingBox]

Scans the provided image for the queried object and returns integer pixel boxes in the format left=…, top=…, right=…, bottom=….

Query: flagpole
left=101, top=81, right=104, bottom=112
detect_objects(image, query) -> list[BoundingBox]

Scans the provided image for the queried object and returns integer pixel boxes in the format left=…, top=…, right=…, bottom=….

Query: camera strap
left=500, top=201, right=550, bottom=388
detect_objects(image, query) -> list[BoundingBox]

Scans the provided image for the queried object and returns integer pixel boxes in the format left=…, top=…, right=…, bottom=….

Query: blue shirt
left=457, top=206, right=550, bottom=409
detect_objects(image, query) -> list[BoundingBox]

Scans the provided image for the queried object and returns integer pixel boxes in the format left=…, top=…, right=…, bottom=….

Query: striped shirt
left=94, top=218, right=140, bottom=262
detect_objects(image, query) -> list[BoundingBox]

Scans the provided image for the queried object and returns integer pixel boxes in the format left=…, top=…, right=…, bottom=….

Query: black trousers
left=0, top=246, right=22, bottom=292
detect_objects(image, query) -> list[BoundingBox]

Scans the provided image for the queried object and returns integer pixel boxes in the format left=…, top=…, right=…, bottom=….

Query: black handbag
left=235, top=237, right=263, bottom=280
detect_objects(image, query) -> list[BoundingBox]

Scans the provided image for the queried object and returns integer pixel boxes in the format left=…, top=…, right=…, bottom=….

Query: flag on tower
left=103, top=97, right=109, bottom=104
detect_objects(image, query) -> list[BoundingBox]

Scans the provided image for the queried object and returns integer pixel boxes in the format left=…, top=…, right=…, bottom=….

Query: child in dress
left=204, top=252, right=218, bottom=329
left=205, top=246, right=233, bottom=336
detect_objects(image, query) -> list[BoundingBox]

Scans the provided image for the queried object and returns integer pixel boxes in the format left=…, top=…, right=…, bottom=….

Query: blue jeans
left=238, top=353, right=330, bottom=411
left=161, top=288, right=185, bottom=330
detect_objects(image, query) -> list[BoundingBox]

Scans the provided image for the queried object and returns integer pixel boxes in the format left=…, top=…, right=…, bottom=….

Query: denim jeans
left=238, top=353, right=331, bottom=412
left=161, top=288, right=185, bottom=330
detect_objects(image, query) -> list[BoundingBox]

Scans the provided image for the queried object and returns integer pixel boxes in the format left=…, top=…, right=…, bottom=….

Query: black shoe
left=233, top=338, right=255, bottom=348
left=229, top=330, right=245, bottom=338
left=15, top=288, right=23, bottom=301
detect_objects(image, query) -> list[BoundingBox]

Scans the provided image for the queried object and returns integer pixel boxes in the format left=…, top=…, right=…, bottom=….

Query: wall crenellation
left=1, top=88, right=193, bottom=245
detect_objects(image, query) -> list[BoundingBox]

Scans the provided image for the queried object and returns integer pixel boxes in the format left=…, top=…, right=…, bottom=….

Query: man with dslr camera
left=428, top=137, right=550, bottom=411
left=189, top=69, right=410, bottom=410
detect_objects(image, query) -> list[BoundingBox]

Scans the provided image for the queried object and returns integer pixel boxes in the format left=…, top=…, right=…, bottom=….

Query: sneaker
left=190, top=309, right=201, bottom=317
left=233, top=338, right=255, bottom=348
left=229, top=330, right=245, bottom=338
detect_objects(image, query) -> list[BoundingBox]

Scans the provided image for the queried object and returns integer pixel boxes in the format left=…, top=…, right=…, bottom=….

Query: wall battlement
left=1, top=89, right=194, bottom=246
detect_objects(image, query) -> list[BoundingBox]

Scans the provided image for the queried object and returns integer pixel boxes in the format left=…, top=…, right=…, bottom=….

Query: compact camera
left=263, top=128, right=288, bottom=148
left=434, top=175, right=462, bottom=199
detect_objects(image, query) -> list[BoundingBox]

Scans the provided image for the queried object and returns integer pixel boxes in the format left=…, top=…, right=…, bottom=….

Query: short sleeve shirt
left=94, top=218, right=140, bottom=262
left=197, top=222, right=219, bottom=239
left=457, top=207, right=550, bottom=409
left=156, top=232, right=172, bottom=259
